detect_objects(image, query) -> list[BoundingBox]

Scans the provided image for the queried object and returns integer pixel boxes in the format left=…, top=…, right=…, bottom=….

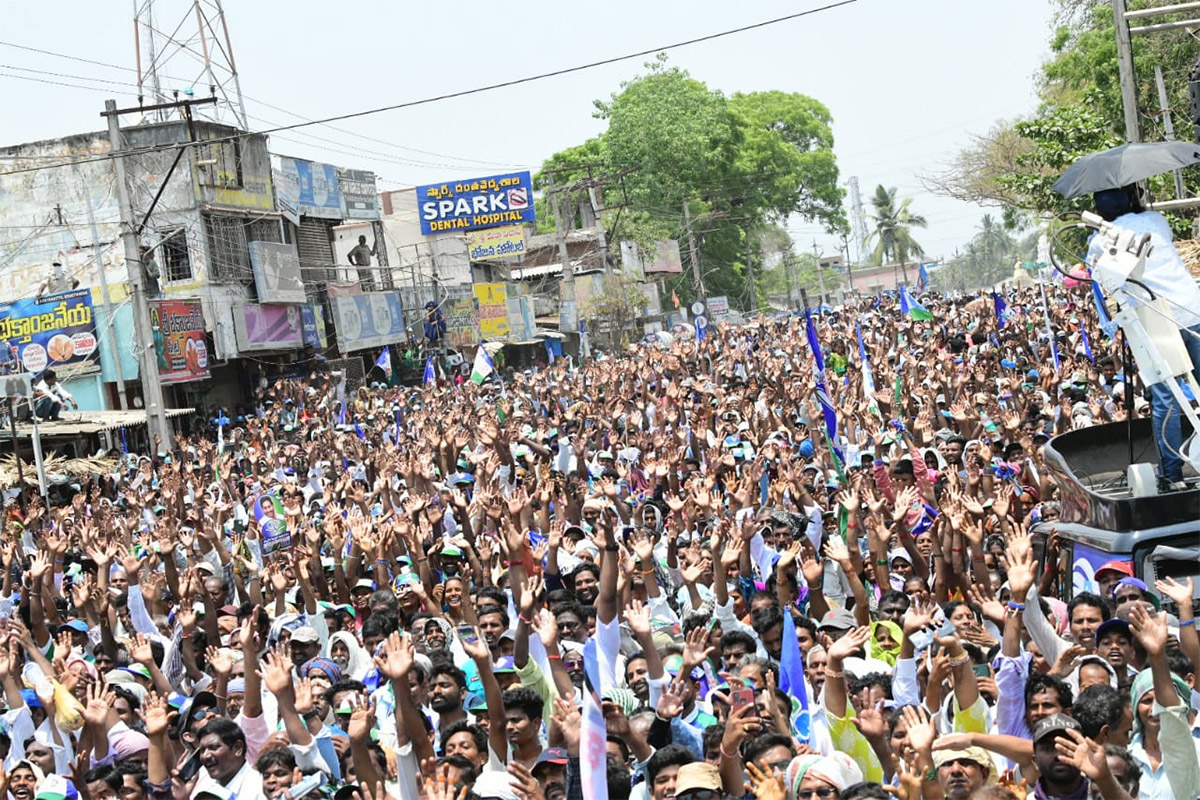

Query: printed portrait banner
left=152, top=300, right=210, bottom=385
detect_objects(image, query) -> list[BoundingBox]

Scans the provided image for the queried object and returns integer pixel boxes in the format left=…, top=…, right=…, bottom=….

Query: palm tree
left=973, top=214, right=1017, bottom=285
left=865, top=185, right=927, bottom=284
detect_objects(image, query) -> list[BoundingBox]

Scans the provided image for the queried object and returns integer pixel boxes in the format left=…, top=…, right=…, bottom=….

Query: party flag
left=1081, top=327, right=1094, bottom=363
left=423, top=356, right=436, bottom=385
left=918, top=261, right=930, bottom=291
left=375, top=347, right=392, bottom=380
left=580, top=638, right=610, bottom=800
left=993, top=291, right=1008, bottom=328
left=353, top=421, right=366, bottom=440
left=394, top=408, right=402, bottom=444
left=778, top=607, right=812, bottom=743
left=899, top=285, right=933, bottom=321
left=857, top=322, right=879, bottom=417
left=804, top=308, right=825, bottom=373
left=470, top=346, right=495, bottom=385
left=1093, top=280, right=1116, bottom=339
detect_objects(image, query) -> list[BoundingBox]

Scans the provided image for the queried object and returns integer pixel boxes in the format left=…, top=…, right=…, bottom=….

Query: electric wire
left=0, top=0, right=857, bottom=179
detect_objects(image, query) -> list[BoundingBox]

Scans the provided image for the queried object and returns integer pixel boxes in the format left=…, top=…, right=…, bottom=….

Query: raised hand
left=656, top=679, right=688, bottom=720
left=1005, top=532, right=1036, bottom=599
left=346, top=694, right=376, bottom=743
left=205, top=646, right=233, bottom=677
left=376, top=631, right=414, bottom=681
left=827, top=625, right=871, bottom=661
left=1155, top=576, right=1194, bottom=610
left=82, top=682, right=114, bottom=728
left=624, top=598, right=652, bottom=639
left=681, top=624, right=716, bottom=672
left=258, top=647, right=295, bottom=697
left=140, top=692, right=173, bottom=738
left=1054, top=728, right=1114, bottom=784
left=744, top=761, right=787, bottom=800
left=900, top=704, right=936, bottom=757
left=903, top=597, right=938, bottom=635
left=1128, top=603, right=1168, bottom=659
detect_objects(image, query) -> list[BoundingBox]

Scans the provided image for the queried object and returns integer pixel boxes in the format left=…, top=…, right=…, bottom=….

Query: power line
left=0, top=0, right=856, bottom=179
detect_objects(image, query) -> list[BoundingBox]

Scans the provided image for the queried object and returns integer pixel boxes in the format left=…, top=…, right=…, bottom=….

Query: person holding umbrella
left=1085, top=183, right=1200, bottom=489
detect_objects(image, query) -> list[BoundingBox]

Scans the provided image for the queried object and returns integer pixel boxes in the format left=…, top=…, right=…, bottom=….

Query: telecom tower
left=847, top=176, right=869, bottom=265
left=132, top=0, right=248, bottom=129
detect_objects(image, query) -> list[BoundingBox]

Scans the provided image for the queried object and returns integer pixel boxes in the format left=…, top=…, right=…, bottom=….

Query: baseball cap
left=57, top=619, right=89, bottom=635
left=1095, top=618, right=1132, bottom=646
left=1032, top=712, right=1081, bottom=743
left=289, top=626, right=321, bottom=644
left=34, top=775, right=79, bottom=800
left=534, top=748, right=569, bottom=768
left=352, top=579, right=376, bottom=593
left=931, top=746, right=994, bottom=771
left=674, top=763, right=723, bottom=795
left=819, top=608, right=857, bottom=631
left=1096, top=560, right=1134, bottom=579
left=494, top=656, right=517, bottom=674
left=120, top=664, right=153, bottom=681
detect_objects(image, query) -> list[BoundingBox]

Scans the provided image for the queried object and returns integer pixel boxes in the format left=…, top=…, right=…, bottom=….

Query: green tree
left=536, top=56, right=844, bottom=304
left=865, top=185, right=926, bottom=283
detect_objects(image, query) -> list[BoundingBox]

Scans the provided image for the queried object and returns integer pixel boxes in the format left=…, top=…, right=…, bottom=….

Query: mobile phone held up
left=730, top=687, right=755, bottom=713
left=457, top=624, right=480, bottom=646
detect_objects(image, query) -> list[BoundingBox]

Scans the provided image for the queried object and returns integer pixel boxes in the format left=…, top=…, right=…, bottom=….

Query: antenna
left=132, top=0, right=248, bottom=129
left=847, top=176, right=869, bottom=265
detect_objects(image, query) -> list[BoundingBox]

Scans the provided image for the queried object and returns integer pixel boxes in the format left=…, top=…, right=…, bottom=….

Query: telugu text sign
left=416, top=172, right=534, bottom=235
left=0, top=289, right=98, bottom=374
left=152, top=300, right=209, bottom=385
left=466, top=225, right=527, bottom=261
left=337, top=168, right=380, bottom=220
left=444, top=296, right=480, bottom=348
left=473, top=282, right=510, bottom=341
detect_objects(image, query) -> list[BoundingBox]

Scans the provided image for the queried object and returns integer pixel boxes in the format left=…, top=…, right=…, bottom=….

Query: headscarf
left=785, top=753, right=863, bottom=797
left=866, top=620, right=904, bottom=667
left=1129, top=666, right=1192, bottom=738
left=299, top=656, right=343, bottom=684
left=327, top=631, right=372, bottom=681
left=65, top=655, right=99, bottom=682
left=1066, top=654, right=1118, bottom=697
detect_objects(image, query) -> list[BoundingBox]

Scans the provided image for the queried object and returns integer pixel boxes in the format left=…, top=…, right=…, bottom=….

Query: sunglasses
left=795, top=789, right=839, bottom=800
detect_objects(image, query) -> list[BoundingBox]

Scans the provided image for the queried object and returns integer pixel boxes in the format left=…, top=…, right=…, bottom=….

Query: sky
left=1, top=0, right=1055, bottom=267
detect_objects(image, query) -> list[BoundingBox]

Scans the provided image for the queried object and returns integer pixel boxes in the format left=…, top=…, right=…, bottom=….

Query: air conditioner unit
left=0, top=374, right=32, bottom=399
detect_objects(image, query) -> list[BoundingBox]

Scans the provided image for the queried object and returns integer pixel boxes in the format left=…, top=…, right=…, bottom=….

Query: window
left=205, top=214, right=250, bottom=282
left=159, top=228, right=192, bottom=282
left=196, top=140, right=243, bottom=189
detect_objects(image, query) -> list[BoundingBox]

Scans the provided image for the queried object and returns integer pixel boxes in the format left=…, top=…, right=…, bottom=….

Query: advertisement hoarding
left=644, top=239, right=683, bottom=274
left=329, top=292, right=406, bottom=354
left=473, top=282, right=510, bottom=341
left=707, top=295, right=730, bottom=320
left=444, top=296, right=480, bottom=348
left=248, top=241, right=306, bottom=304
left=337, top=168, right=380, bottom=220
left=151, top=300, right=209, bottom=384
left=234, top=304, right=304, bottom=352
left=467, top=225, right=527, bottom=261
left=275, top=157, right=343, bottom=219
left=0, top=289, right=98, bottom=374
left=416, top=171, right=534, bottom=235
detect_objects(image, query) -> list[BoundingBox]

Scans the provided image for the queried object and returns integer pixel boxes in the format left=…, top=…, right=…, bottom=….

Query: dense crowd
left=0, top=276, right=1197, bottom=800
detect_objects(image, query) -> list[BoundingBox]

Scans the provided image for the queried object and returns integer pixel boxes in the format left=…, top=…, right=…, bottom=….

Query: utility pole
left=1111, top=0, right=1142, bottom=142
left=683, top=201, right=705, bottom=300
left=103, top=98, right=177, bottom=446
left=586, top=184, right=609, bottom=273
left=79, top=179, right=128, bottom=410
left=811, top=240, right=827, bottom=306
left=746, top=232, right=756, bottom=313
left=841, top=233, right=853, bottom=301
left=1154, top=65, right=1188, bottom=199
left=549, top=175, right=575, bottom=332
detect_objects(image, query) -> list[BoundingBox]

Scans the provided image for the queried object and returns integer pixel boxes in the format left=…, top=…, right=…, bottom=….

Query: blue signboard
left=0, top=289, right=99, bottom=374
left=415, top=171, right=535, bottom=235
left=276, top=157, right=343, bottom=220
left=329, top=292, right=407, bottom=354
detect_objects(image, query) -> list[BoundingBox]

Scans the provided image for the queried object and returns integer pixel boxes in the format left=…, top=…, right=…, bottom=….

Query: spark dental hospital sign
left=416, top=171, right=535, bottom=235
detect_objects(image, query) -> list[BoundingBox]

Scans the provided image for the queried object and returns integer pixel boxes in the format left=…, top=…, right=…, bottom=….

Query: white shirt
left=33, top=379, right=74, bottom=404
left=1086, top=210, right=1200, bottom=329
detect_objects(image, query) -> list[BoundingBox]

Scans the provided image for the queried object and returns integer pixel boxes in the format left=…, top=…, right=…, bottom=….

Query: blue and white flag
left=857, top=321, right=879, bottom=417
left=375, top=347, right=392, bottom=380
left=1092, top=281, right=1117, bottom=339
left=805, top=308, right=840, bottom=457
left=918, top=261, right=930, bottom=291
left=1081, top=327, right=1094, bottom=363
left=779, top=607, right=812, bottom=743
left=423, top=356, right=436, bottom=385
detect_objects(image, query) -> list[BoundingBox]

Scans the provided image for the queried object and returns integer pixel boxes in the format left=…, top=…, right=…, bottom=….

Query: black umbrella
left=1052, top=141, right=1200, bottom=199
